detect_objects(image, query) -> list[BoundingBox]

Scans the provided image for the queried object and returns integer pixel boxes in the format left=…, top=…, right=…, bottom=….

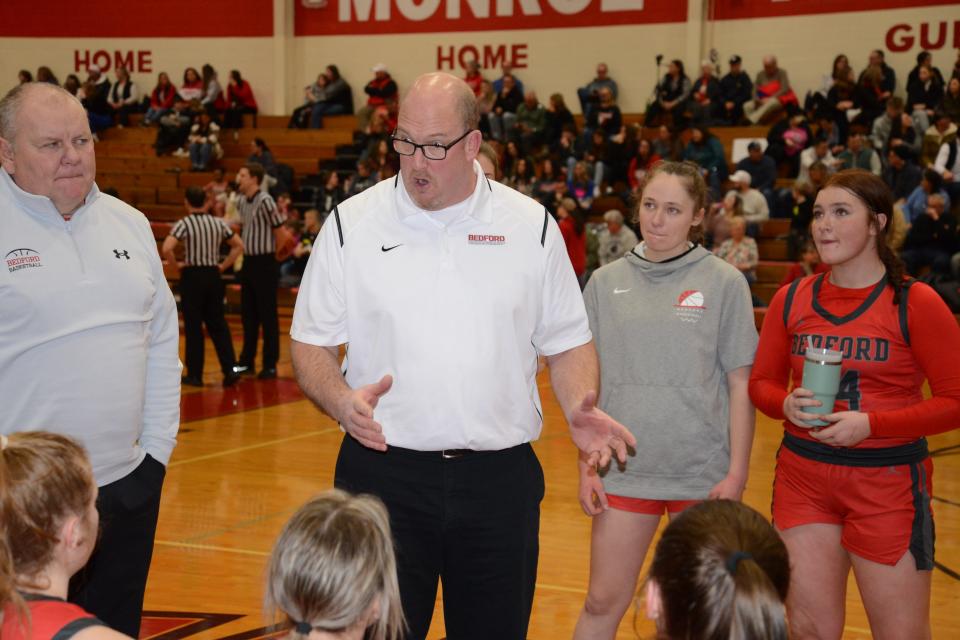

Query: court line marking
left=181, top=508, right=299, bottom=544
left=168, top=428, right=340, bottom=468
left=155, top=540, right=269, bottom=557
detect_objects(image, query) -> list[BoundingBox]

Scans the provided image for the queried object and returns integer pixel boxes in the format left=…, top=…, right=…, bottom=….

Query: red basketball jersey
left=780, top=273, right=923, bottom=448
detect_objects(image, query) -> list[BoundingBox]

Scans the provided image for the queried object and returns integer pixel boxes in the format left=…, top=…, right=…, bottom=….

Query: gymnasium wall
left=0, top=0, right=956, bottom=116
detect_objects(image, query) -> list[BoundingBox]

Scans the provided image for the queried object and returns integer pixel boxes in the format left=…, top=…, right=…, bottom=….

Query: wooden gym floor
left=139, top=315, right=960, bottom=640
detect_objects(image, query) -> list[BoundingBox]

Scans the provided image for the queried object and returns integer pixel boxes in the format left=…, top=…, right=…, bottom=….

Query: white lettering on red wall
left=296, top=0, right=684, bottom=36
left=74, top=50, right=153, bottom=73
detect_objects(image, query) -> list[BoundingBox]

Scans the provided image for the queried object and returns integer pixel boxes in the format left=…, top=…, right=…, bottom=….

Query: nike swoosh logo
left=613, top=288, right=631, bottom=294
left=381, top=244, right=403, bottom=252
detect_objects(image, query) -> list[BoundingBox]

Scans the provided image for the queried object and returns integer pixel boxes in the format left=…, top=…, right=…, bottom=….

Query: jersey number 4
left=836, top=370, right=862, bottom=411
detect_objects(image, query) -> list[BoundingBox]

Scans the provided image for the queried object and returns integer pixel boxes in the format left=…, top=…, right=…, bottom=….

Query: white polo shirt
left=291, top=162, right=591, bottom=450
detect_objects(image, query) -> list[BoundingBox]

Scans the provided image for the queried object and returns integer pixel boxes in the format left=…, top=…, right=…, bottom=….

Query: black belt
left=782, top=432, right=928, bottom=467
left=350, top=436, right=524, bottom=460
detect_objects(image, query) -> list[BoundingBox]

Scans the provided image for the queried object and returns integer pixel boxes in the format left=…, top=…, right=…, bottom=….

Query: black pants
left=181, top=266, right=236, bottom=378
left=335, top=435, right=544, bottom=640
left=224, top=105, right=257, bottom=129
left=239, top=254, right=279, bottom=370
left=70, top=455, right=166, bottom=637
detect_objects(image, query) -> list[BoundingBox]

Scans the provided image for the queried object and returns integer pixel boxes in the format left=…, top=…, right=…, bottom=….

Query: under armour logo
left=113, top=249, right=130, bottom=260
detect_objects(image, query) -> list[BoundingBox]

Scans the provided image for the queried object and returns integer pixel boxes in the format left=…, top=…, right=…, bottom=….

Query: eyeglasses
left=391, top=130, right=472, bottom=161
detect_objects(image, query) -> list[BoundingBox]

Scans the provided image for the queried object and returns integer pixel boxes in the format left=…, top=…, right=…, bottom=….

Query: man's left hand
left=809, top=411, right=871, bottom=448
left=569, top=391, right=636, bottom=468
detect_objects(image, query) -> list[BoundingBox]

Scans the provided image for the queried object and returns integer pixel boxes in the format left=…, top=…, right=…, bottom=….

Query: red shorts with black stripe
left=772, top=446, right=935, bottom=568
left=607, top=494, right=699, bottom=515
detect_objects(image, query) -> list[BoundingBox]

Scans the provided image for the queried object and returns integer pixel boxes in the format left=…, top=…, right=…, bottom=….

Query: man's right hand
left=338, top=374, right=393, bottom=451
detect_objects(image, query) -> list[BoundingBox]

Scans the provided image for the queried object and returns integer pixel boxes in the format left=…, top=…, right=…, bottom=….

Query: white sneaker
left=173, top=148, right=188, bottom=157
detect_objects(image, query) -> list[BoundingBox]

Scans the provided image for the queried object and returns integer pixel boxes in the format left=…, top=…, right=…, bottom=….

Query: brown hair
left=0, top=432, right=95, bottom=627
left=635, top=160, right=709, bottom=244
left=242, top=162, right=265, bottom=185
left=820, top=169, right=907, bottom=303
left=648, top=500, right=789, bottom=640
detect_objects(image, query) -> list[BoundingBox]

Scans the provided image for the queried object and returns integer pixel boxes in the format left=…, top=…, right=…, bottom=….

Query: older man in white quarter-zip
left=0, top=82, right=180, bottom=637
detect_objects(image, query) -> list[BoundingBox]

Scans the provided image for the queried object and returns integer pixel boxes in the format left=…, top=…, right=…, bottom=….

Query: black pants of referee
left=334, top=435, right=544, bottom=640
left=70, top=455, right=166, bottom=637
left=181, top=266, right=236, bottom=378
left=238, top=254, right=279, bottom=371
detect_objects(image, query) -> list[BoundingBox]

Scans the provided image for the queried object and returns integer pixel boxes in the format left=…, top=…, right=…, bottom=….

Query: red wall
left=711, top=0, right=956, bottom=20
left=0, top=0, right=273, bottom=37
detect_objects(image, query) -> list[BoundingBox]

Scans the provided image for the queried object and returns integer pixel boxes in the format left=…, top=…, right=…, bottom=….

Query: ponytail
left=729, top=558, right=790, bottom=640
left=877, top=239, right=907, bottom=305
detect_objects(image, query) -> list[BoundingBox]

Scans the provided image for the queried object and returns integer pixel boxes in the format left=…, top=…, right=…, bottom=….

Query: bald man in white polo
left=290, top=72, right=634, bottom=640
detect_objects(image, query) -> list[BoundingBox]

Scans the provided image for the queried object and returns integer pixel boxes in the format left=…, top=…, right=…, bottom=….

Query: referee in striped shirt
left=162, top=186, right=244, bottom=387
left=233, top=162, right=288, bottom=379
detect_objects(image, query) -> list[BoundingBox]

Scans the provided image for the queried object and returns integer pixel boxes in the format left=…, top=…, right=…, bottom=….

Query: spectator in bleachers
left=858, top=49, right=896, bottom=102
left=178, top=67, right=203, bottom=101
left=492, top=61, right=524, bottom=95
left=903, top=169, right=951, bottom=225
left=155, top=101, right=195, bottom=156
left=143, top=72, right=176, bottom=126
left=16, top=69, right=32, bottom=84
left=719, top=54, right=752, bottom=125
left=532, top=157, right=562, bottom=207
left=364, top=137, right=397, bottom=177
left=544, top=92, right=576, bottom=146
left=645, top=59, right=691, bottom=131
left=63, top=73, right=81, bottom=96
left=280, top=208, right=323, bottom=286
left=652, top=124, right=680, bottom=160
left=825, top=71, right=858, bottom=144
left=204, top=168, right=229, bottom=216
left=596, top=208, right=638, bottom=266
left=316, top=170, right=344, bottom=216
left=744, top=56, right=795, bottom=124
left=780, top=239, right=830, bottom=287
left=248, top=138, right=278, bottom=192
left=872, top=96, right=922, bottom=158
left=577, top=62, right=618, bottom=123
left=766, top=113, right=811, bottom=177
left=627, top=137, right=661, bottom=193
left=108, top=66, right=139, bottom=127
left=506, top=156, right=535, bottom=196
left=501, top=139, right=522, bottom=177
left=477, top=141, right=500, bottom=180
left=728, top=170, right=770, bottom=229
left=837, top=132, right=882, bottom=175
left=290, top=72, right=326, bottom=129
left=907, top=65, right=942, bottom=133
left=463, top=58, right=483, bottom=97
left=941, top=76, right=960, bottom=123
left=36, top=65, right=58, bottom=85
left=200, top=64, right=226, bottom=119
left=901, top=193, right=955, bottom=276
left=514, top=90, right=546, bottom=153
left=476, top=78, right=496, bottom=138
left=933, top=135, right=960, bottom=203
left=797, top=134, right=837, bottom=184
left=704, top=191, right=742, bottom=249
left=276, top=193, right=297, bottom=221
left=681, top=125, right=726, bottom=198
left=556, top=197, right=587, bottom=284
left=585, top=86, right=622, bottom=142
left=345, top=160, right=379, bottom=196
left=736, top=140, right=777, bottom=204
left=689, top=60, right=721, bottom=126
left=83, top=64, right=113, bottom=135
left=487, top=73, right=522, bottom=142
left=714, top=215, right=759, bottom=283
left=908, top=51, right=945, bottom=95
left=567, top=161, right=595, bottom=211
left=310, top=65, right=352, bottom=130
left=223, top=70, right=258, bottom=129
left=786, top=174, right=818, bottom=259
left=921, top=111, right=957, bottom=168
left=357, top=63, right=398, bottom=133
left=187, top=112, right=222, bottom=171
left=884, top=145, right=923, bottom=202
left=854, top=63, right=889, bottom=130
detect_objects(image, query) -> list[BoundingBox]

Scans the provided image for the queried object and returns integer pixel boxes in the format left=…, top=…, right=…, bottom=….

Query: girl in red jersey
left=1, top=432, right=130, bottom=640
left=749, top=169, right=960, bottom=639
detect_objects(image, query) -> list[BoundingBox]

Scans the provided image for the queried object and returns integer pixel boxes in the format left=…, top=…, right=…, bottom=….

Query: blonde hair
left=265, top=490, right=404, bottom=640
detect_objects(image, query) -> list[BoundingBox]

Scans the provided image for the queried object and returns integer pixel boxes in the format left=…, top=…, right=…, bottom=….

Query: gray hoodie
left=583, top=244, right=757, bottom=499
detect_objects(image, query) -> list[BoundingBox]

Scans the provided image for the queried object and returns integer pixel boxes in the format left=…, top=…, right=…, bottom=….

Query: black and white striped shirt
left=171, top=212, right=234, bottom=267
left=237, top=192, right=284, bottom=256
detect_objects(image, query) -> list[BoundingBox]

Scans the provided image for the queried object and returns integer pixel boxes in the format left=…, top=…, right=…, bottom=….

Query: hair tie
left=0, top=434, right=7, bottom=450
left=725, top=550, right=753, bottom=575
left=293, top=621, right=313, bottom=635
